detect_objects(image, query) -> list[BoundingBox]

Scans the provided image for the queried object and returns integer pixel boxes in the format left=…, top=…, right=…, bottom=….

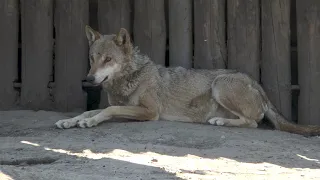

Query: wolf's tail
left=265, top=101, right=320, bottom=136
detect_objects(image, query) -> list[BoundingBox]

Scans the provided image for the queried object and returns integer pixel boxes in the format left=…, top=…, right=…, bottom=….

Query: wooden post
left=20, top=0, right=53, bottom=110
left=97, top=0, right=132, bottom=109
left=296, top=0, right=320, bottom=125
left=227, top=0, right=260, bottom=81
left=261, top=0, right=291, bottom=120
left=89, top=0, right=98, bottom=30
left=54, top=0, right=89, bottom=112
left=194, top=0, right=226, bottom=69
left=134, top=0, right=166, bottom=66
left=0, top=0, right=19, bottom=110
left=98, top=0, right=131, bottom=34
left=168, top=0, right=193, bottom=68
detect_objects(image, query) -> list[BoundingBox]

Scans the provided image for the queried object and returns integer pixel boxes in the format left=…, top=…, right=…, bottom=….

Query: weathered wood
left=98, top=0, right=131, bottom=34
left=296, top=0, right=320, bottom=125
left=168, top=0, right=192, bottom=68
left=291, top=2, right=298, bottom=123
left=54, top=0, right=89, bottom=112
left=0, top=0, right=19, bottom=110
left=194, top=0, right=226, bottom=69
left=89, top=0, right=99, bottom=30
left=227, top=0, right=260, bottom=81
left=261, top=0, right=291, bottom=120
left=134, top=0, right=166, bottom=66
left=20, top=0, right=53, bottom=110
left=97, top=0, right=132, bottom=109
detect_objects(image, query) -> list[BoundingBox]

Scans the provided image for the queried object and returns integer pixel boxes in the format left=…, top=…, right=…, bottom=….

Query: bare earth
left=0, top=110, right=319, bottom=180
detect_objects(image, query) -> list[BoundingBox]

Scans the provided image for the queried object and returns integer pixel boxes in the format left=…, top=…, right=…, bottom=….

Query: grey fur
left=55, top=26, right=320, bottom=136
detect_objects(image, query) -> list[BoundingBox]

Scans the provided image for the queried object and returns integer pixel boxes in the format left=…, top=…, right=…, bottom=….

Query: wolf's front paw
left=77, top=118, right=98, bottom=128
left=208, top=117, right=225, bottom=126
left=55, top=119, right=78, bottom=129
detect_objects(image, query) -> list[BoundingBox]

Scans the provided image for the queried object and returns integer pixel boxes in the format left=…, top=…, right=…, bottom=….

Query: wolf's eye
left=104, top=57, right=112, bottom=63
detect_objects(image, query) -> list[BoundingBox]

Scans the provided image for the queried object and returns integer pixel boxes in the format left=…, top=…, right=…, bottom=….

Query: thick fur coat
left=55, top=26, right=320, bottom=136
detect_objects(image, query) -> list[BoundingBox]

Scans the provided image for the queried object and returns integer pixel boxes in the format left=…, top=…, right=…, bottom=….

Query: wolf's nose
left=86, top=75, right=95, bottom=83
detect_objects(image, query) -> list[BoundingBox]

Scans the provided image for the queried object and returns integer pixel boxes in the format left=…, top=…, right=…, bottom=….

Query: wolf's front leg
left=55, top=110, right=102, bottom=129
left=77, top=106, right=159, bottom=128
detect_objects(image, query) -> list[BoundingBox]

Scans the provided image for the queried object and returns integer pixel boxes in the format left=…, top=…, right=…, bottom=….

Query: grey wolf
left=55, top=26, right=320, bottom=136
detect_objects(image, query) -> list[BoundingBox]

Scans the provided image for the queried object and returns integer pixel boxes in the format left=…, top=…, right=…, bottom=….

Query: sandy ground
left=0, top=110, right=319, bottom=180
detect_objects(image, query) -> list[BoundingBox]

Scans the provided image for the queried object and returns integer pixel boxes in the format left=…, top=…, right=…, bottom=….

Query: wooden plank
left=168, top=0, right=192, bottom=68
left=261, top=0, right=291, bottom=120
left=133, top=0, right=166, bottom=66
left=20, top=0, right=53, bottom=110
left=227, top=0, right=260, bottom=81
left=296, top=0, right=320, bottom=125
left=194, top=0, right=226, bottom=69
left=97, top=0, right=132, bottom=109
left=54, top=0, right=89, bottom=112
left=89, top=0, right=98, bottom=30
left=98, top=0, right=131, bottom=34
left=0, top=0, right=19, bottom=110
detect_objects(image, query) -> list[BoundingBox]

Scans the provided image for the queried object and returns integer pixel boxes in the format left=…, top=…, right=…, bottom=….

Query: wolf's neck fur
left=131, top=47, right=153, bottom=69
left=121, top=46, right=153, bottom=75
left=105, top=46, right=154, bottom=86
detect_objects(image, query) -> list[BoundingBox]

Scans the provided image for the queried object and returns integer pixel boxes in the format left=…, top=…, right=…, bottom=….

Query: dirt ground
left=0, top=110, right=319, bottom=180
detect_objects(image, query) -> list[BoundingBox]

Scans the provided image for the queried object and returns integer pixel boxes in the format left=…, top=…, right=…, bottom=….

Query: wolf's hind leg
left=210, top=73, right=268, bottom=128
left=55, top=110, right=102, bottom=129
left=208, top=117, right=258, bottom=128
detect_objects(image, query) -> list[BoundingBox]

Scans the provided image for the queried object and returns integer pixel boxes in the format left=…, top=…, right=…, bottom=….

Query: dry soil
left=0, top=110, right=319, bottom=180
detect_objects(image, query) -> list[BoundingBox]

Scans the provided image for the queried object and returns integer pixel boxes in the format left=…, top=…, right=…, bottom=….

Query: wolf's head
left=84, top=25, right=133, bottom=86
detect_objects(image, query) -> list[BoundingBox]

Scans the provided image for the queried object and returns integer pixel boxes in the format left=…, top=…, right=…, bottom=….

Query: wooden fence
left=0, top=0, right=319, bottom=126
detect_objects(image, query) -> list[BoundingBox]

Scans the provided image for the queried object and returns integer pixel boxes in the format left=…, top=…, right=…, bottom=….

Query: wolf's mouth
left=101, top=76, right=108, bottom=83
left=102, top=76, right=109, bottom=83
left=91, top=76, right=108, bottom=87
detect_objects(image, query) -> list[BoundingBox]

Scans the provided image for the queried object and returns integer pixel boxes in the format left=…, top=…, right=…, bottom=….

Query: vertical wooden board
left=54, top=0, right=89, bottom=112
left=168, top=0, right=193, bottom=68
left=0, top=0, right=19, bottom=110
left=194, top=0, right=226, bottom=69
left=97, top=0, right=132, bottom=109
left=227, top=0, right=260, bottom=81
left=98, top=0, right=132, bottom=34
left=296, top=0, right=320, bottom=125
left=134, top=0, right=166, bottom=66
left=20, top=0, right=53, bottom=110
left=89, top=0, right=98, bottom=30
left=261, top=0, right=291, bottom=120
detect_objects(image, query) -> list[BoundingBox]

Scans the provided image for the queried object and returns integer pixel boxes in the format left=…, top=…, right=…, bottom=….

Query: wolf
left=55, top=25, right=320, bottom=136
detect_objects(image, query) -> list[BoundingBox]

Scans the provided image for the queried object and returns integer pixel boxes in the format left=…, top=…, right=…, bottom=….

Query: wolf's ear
left=85, top=25, right=101, bottom=46
left=114, top=28, right=132, bottom=55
